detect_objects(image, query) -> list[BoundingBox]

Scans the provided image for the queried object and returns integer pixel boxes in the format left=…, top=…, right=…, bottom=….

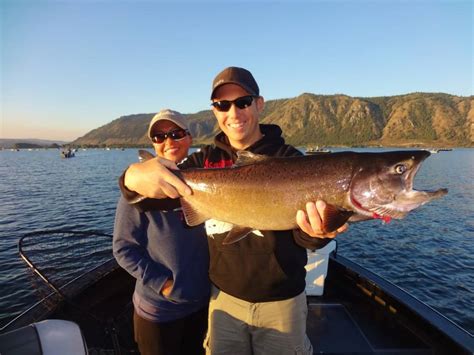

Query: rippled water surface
left=0, top=147, right=473, bottom=333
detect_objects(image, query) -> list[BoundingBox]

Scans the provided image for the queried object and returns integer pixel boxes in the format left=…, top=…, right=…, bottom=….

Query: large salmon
left=139, top=150, right=447, bottom=244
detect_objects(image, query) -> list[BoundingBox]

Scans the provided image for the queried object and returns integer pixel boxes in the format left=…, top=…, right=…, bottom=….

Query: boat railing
left=18, top=230, right=113, bottom=301
left=2, top=230, right=137, bottom=353
left=2, top=230, right=119, bottom=331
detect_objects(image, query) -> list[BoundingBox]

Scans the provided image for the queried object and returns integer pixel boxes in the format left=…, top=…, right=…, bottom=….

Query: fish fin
left=180, top=198, right=209, bottom=226
left=234, top=151, right=270, bottom=167
left=222, top=226, right=255, bottom=245
left=321, top=204, right=353, bottom=233
left=138, top=149, right=155, bottom=162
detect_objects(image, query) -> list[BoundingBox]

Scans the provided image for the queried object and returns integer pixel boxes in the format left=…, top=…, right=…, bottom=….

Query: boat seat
left=0, top=319, right=88, bottom=355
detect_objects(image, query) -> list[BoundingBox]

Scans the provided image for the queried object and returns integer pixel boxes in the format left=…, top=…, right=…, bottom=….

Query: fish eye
left=394, top=164, right=407, bottom=174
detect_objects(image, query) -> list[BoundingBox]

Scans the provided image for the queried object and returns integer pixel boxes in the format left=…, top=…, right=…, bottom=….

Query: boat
left=0, top=230, right=473, bottom=354
left=306, top=146, right=331, bottom=155
left=60, top=149, right=75, bottom=158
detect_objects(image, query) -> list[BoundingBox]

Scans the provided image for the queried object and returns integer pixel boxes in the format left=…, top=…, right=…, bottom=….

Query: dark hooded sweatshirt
left=120, top=124, right=331, bottom=302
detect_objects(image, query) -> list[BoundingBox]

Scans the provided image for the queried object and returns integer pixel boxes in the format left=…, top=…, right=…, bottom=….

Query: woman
left=113, top=109, right=209, bottom=355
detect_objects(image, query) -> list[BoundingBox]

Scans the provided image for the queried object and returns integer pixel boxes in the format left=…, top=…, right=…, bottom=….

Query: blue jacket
left=113, top=196, right=210, bottom=322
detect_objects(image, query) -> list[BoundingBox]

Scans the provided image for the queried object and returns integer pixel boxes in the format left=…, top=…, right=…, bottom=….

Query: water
left=0, top=147, right=473, bottom=334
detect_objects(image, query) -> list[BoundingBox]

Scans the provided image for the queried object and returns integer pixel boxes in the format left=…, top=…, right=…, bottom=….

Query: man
left=121, top=67, right=347, bottom=354
left=113, top=109, right=210, bottom=355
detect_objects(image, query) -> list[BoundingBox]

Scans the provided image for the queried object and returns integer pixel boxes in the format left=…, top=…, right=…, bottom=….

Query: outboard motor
left=0, top=319, right=88, bottom=355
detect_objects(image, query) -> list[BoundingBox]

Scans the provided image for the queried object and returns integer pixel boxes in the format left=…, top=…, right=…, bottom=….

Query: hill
left=0, top=139, right=67, bottom=149
left=72, top=93, right=474, bottom=147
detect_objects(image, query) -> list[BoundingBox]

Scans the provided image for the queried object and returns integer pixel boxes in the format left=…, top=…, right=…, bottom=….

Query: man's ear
left=256, top=96, right=265, bottom=113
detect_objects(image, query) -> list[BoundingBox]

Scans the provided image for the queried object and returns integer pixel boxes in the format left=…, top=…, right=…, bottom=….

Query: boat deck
left=2, top=255, right=472, bottom=354
left=307, top=300, right=431, bottom=354
left=307, top=256, right=473, bottom=354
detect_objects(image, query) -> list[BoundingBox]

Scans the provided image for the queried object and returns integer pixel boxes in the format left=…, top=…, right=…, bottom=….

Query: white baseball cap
left=147, top=109, right=189, bottom=140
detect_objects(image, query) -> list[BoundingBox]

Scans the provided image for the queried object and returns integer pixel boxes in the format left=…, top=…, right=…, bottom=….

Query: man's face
left=150, top=120, right=192, bottom=163
left=211, top=83, right=264, bottom=150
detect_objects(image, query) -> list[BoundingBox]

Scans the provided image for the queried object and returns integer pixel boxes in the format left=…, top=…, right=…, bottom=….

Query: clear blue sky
left=1, top=0, right=472, bottom=141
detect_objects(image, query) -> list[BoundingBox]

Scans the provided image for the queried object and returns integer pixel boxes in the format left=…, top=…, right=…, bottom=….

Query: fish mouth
left=386, top=151, right=447, bottom=218
left=357, top=188, right=448, bottom=219
left=403, top=151, right=430, bottom=190
left=386, top=188, right=448, bottom=215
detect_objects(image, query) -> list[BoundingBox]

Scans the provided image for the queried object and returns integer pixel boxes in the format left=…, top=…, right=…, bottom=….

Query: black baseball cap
left=211, top=67, right=260, bottom=99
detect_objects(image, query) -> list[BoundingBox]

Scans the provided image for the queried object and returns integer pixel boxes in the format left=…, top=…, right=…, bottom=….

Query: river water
left=0, top=147, right=473, bottom=333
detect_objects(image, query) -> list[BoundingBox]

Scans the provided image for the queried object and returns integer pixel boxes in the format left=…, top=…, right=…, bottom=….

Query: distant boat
left=428, top=148, right=453, bottom=153
left=306, top=146, right=331, bottom=155
left=60, top=149, right=75, bottom=158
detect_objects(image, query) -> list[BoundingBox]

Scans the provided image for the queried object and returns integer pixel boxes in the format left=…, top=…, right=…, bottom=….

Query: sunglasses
left=151, top=129, right=189, bottom=144
left=211, top=95, right=256, bottom=112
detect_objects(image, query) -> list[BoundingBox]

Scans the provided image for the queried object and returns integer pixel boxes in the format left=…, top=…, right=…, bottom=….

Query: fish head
left=349, top=150, right=448, bottom=219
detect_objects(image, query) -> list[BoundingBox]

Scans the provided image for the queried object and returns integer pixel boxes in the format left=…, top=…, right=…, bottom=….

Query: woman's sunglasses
left=151, top=129, right=189, bottom=144
left=211, top=95, right=256, bottom=112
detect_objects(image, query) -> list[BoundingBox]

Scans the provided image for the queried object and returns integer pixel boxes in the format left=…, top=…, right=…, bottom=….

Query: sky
left=1, top=0, right=472, bottom=141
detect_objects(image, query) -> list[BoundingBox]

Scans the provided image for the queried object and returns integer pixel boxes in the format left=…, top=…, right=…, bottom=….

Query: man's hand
left=296, top=200, right=348, bottom=239
left=124, top=157, right=192, bottom=199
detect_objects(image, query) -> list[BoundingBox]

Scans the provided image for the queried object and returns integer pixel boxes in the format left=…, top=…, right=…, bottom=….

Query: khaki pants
left=204, top=286, right=313, bottom=355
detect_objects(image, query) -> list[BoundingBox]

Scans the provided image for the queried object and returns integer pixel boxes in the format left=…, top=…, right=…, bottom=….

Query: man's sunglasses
left=211, top=95, right=256, bottom=112
left=151, top=129, right=189, bottom=144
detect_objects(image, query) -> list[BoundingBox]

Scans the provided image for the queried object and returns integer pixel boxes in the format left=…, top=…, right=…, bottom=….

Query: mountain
left=72, top=93, right=473, bottom=147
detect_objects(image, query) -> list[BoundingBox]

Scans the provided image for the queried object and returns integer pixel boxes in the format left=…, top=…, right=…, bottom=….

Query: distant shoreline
left=2, top=143, right=472, bottom=150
